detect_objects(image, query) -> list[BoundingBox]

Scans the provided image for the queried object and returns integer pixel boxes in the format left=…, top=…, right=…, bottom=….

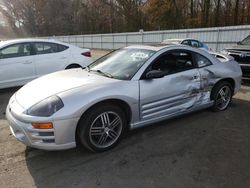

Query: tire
left=211, top=81, right=233, bottom=112
left=65, top=64, right=81, bottom=69
left=77, top=104, right=127, bottom=152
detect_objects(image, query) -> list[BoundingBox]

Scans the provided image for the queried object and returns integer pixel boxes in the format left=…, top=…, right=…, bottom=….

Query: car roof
left=0, top=38, right=67, bottom=48
left=125, top=44, right=177, bottom=52
left=163, top=38, right=197, bottom=42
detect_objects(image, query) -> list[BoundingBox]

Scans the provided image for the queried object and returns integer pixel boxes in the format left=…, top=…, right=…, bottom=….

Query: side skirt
left=130, top=101, right=214, bottom=130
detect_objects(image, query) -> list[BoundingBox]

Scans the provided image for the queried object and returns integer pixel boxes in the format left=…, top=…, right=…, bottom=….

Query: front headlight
left=26, top=95, right=64, bottom=117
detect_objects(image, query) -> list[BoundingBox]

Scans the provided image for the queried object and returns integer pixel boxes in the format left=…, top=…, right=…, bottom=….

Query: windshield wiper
left=90, top=69, right=113, bottom=78
left=84, top=66, right=90, bottom=72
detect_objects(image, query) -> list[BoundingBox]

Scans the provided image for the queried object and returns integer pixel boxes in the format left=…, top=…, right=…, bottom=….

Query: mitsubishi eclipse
left=6, top=45, right=242, bottom=152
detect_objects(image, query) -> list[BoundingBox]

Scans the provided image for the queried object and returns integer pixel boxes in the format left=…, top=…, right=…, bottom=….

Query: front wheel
left=211, top=82, right=233, bottom=112
left=77, top=104, right=126, bottom=152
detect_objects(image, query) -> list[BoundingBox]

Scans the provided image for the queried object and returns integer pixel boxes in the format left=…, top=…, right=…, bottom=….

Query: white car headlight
left=26, top=95, right=64, bottom=117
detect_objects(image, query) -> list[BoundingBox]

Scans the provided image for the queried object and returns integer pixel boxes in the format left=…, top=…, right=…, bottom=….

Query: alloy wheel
left=215, top=85, right=232, bottom=110
left=89, top=111, right=123, bottom=149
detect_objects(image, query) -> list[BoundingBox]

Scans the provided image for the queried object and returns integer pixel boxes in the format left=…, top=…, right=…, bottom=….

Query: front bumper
left=6, top=103, right=79, bottom=151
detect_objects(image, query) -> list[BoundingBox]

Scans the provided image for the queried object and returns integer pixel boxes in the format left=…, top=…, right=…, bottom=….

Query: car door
left=139, top=50, right=201, bottom=121
left=0, top=43, right=36, bottom=88
left=33, top=42, right=69, bottom=76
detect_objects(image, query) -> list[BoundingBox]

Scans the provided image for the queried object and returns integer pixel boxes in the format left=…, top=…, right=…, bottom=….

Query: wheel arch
left=65, top=63, right=82, bottom=69
left=75, top=98, right=132, bottom=143
left=210, top=77, right=235, bottom=100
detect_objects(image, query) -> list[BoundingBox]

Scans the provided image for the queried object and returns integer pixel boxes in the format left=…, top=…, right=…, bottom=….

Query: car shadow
left=25, top=98, right=250, bottom=188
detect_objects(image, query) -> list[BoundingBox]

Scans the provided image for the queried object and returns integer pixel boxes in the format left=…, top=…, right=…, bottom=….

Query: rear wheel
left=211, top=82, right=233, bottom=111
left=77, top=104, right=126, bottom=152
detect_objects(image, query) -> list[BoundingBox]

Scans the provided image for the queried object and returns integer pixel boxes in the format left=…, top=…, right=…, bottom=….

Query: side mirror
left=145, top=70, right=165, bottom=79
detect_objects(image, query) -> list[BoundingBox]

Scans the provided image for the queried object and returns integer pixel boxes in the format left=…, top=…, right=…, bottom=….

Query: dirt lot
left=0, top=50, right=250, bottom=187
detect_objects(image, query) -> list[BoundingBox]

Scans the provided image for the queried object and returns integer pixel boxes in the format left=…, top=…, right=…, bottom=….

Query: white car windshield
left=88, top=48, right=155, bottom=80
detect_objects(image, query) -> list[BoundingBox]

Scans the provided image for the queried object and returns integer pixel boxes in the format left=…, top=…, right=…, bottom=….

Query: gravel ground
left=0, top=50, right=249, bottom=188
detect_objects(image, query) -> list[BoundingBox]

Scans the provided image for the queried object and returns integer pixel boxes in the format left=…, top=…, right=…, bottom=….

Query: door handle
left=23, top=60, right=32, bottom=64
left=60, top=57, right=67, bottom=59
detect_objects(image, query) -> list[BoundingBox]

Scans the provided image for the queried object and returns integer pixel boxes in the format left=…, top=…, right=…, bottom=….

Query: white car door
left=33, top=42, right=69, bottom=76
left=0, top=43, right=36, bottom=89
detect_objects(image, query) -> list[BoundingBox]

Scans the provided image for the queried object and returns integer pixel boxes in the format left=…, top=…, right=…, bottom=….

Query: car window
left=34, top=42, right=57, bottom=55
left=198, top=42, right=203, bottom=48
left=0, top=43, right=31, bottom=59
left=89, top=48, right=155, bottom=80
left=34, top=42, right=64, bottom=55
left=182, top=40, right=190, bottom=45
left=190, top=40, right=199, bottom=48
left=57, top=44, right=69, bottom=52
left=150, top=50, right=194, bottom=75
left=195, top=53, right=212, bottom=67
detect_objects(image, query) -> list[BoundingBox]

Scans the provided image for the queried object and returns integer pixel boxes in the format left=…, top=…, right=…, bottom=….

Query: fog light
left=32, top=122, right=53, bottom=129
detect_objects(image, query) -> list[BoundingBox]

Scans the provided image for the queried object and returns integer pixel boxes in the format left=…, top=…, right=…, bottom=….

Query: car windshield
left=88, top=48, right=155, bottom=80
left=241, top=35, right=250, bottom=45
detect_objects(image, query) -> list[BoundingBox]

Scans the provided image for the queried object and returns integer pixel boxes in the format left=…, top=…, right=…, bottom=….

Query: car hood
left=15, top=69, right=115, bottom=110
left=226, top=45, right=250, bottom=51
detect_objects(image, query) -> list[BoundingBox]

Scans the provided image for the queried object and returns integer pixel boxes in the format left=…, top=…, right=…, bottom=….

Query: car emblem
left=239, top=53, right=247, bottom=58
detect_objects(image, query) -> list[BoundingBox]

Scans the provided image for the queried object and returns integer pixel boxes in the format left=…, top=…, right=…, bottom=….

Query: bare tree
left=0, top=0, right=250, bottom=37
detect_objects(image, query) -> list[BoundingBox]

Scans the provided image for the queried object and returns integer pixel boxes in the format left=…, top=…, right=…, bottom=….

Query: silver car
left=6, top=45, right=242, bottom=152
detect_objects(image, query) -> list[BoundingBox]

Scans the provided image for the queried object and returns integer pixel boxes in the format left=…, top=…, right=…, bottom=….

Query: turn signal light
left=32, top=122, right=53, bottom=129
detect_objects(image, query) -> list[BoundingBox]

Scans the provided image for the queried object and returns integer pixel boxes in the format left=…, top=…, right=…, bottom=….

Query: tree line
left=0, top=0, right=249, bottom=38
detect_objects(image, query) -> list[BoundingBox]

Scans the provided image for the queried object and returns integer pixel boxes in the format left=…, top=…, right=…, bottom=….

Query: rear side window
left=57, top=44, right=68, bottom=52
left=190, top=40, right=199, bottom=48
left=34, top=42, right=68, bottom=55
left=195, top=53, right=212, bottom=67
left=0, top=43, right=31, bottom=59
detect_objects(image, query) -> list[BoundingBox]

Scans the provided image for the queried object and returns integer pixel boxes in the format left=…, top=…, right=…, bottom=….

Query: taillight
left=82, top=51, right=91, bottom=57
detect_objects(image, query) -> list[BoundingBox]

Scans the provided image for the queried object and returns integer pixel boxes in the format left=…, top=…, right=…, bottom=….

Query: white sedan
left=0, top=38, right=93, bottom=89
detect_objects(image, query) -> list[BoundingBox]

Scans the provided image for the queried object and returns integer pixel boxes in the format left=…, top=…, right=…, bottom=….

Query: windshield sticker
left=131, top=52, right=149, bottom=61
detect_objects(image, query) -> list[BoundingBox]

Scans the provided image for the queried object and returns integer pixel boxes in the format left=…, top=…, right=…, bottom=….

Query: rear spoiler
left=209, top=51, right=234, bottom=62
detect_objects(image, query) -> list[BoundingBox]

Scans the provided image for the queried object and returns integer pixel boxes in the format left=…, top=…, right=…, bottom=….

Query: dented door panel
left=139, top=69, right=201, bottom=121
left=197, top=65, right=229, bottom=104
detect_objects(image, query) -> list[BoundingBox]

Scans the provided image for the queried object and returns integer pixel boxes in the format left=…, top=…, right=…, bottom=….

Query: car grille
left=38, top=132, right=55, bottom=143
left=227, top=49, right=250, bottom=64
left=28, top=127, right=56, bottom=144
